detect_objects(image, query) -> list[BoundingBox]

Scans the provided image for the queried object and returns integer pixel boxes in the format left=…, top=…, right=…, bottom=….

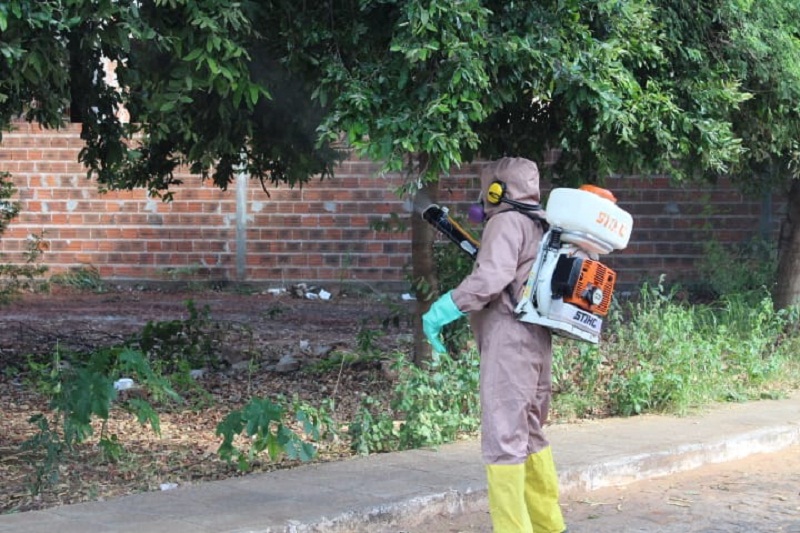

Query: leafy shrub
left=394, top=348, right=481, bottom=448
left=349, top=396, right=399, bottom=455
left=215, top=396, right=328, bottom=471
left=553, top=276, right=800, bottom=418
left=21, top=347, right=180, bottom=494
left=348, top=348, right=481, bottom=454
left=136, top=299, right=220, bottom=373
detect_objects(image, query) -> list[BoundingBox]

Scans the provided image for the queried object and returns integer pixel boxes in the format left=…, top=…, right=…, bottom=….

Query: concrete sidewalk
left=1, top=394, right=798, bottom=533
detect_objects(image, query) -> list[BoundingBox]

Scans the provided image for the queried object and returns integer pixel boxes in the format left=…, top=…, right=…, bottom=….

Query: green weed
left=215, top=396, right=323, bottom=471
left=348, top=348, right=481, bottom=454
left=20, top=347, right=180, bottom=495
left=554, top=276, right=800, bottom=418
left=136, top=299, right=220, bottom=373
left=50, top=266, right=105, bottom=292
left=0, top=232, right=49, bottom=304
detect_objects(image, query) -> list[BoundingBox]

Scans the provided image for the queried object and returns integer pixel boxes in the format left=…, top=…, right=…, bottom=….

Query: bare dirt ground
left=0, top=286, right=414, bottom=514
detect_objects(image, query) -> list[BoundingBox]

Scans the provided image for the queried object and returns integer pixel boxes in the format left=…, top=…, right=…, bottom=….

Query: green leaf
left=266, top=432, right=281, bottom=460
left=127, top=398, right=162, bottom=435
left=248, top=85, right=260, bottom=106
left=206, top=57, right=220, bottom=75
left=183, top=48, right=204, bottom=62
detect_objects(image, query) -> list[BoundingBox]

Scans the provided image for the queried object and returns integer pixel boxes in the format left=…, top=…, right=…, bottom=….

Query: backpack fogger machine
left=423, top=185, right=634, bottom=344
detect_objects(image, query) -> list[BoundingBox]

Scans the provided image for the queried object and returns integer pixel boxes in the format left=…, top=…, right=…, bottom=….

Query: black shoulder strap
left=493, top=207, right=550, bottom=232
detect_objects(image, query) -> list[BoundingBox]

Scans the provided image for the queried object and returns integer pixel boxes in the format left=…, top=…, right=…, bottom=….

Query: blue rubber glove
left=422, top=291, right=465, bottom=354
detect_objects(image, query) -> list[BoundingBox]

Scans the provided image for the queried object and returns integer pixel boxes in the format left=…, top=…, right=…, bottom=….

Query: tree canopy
left=6, top=0, right=798, bottom=190
left=4, top=0, right=800, bottom=312
left=257, top=0, right=755, bottom=188
left=1, top=0, right=344, bottom=198
left=257, top=0, right=800, bottom=308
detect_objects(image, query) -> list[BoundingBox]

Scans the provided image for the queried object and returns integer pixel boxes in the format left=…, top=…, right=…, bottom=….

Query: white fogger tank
left=514, top=185, right=633, bottom=344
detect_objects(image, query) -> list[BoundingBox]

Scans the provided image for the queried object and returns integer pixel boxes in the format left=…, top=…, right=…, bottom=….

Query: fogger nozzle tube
left=421, top=204, right=480, bottom=260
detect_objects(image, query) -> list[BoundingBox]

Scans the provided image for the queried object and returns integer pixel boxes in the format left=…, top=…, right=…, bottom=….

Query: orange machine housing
left=559, top=258, right=616, bottom=316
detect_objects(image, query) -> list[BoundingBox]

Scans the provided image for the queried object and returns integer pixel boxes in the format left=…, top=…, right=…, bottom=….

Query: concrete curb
left=558, top=424, right=800, bottom=494
left=297, top=422, right=800, bottom=532
left=285, top=488, right=488, bottom=533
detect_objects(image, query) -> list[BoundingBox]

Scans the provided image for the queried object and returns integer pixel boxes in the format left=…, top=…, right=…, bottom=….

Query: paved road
left=384, top=445, right=800, bottom=532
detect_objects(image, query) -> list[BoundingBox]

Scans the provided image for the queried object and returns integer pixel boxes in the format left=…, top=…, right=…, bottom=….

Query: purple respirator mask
left=467, top=202, right=486, bottom=224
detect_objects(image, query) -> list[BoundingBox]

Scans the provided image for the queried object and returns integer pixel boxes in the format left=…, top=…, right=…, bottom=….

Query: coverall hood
left=480, top=157, right=541, bottom=219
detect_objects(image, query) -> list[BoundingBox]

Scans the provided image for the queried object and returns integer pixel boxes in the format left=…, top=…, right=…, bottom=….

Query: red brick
left=0, top=125, right=784, bottom=287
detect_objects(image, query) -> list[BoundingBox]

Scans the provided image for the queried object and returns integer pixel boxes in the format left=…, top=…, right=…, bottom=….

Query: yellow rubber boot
left=524, top=446, right=566, bottom=533
left=486, top=463, right=534, bottom=533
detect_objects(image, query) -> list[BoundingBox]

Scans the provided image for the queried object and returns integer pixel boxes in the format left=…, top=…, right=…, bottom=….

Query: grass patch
left=552, top=278, right=800, bottom=419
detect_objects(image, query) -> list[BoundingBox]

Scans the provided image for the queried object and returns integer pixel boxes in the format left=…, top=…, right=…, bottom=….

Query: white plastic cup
left=114, top=378, right=134, bottom=391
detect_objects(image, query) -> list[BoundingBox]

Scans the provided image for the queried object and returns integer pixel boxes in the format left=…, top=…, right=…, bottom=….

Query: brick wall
left=598, top=175, right=783, bottom=289
left=0, top=121, right=784, bottom=291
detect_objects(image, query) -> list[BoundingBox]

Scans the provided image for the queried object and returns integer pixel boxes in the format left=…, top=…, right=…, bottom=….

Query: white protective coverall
left=451, top=158, right=566, bottom=533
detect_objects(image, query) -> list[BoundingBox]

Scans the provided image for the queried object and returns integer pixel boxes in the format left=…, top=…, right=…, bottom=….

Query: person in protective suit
left=423, top=157, right=566, bottom=533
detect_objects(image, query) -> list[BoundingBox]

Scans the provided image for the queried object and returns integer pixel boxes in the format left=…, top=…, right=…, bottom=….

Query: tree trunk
left=774, top=179, right=800, bottom=309
left=411, top=161, right=439, bottom=366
